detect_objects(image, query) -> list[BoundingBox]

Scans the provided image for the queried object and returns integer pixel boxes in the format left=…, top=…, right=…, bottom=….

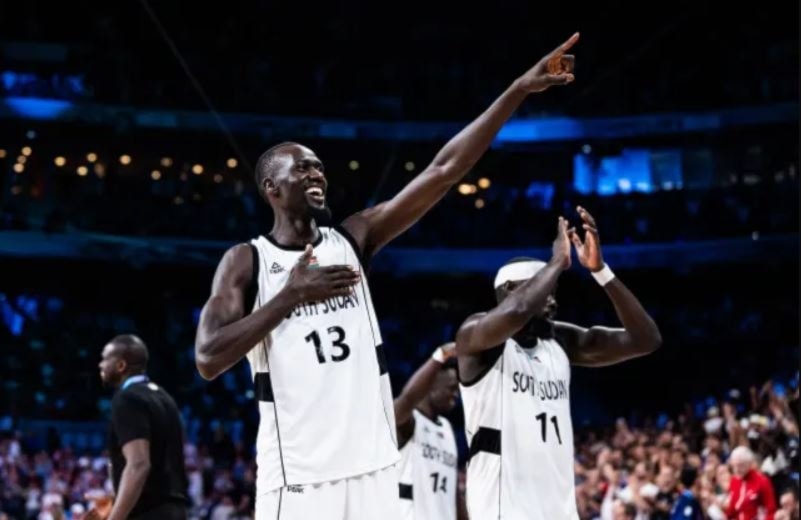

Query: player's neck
left=270, top=213, right=319, bottom=247
left=514, top=318, right=555, bottom=347
left=417, top=400, right=438, bottom=423
left=116, top=370, right=146, bottom=390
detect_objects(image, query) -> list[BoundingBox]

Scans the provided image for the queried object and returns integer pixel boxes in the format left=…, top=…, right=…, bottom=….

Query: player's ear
left=264, top=177, right=278, bottom=197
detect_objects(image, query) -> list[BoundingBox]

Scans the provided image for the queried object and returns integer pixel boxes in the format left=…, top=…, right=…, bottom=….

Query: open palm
left=569, top=206, right=605, bottom=272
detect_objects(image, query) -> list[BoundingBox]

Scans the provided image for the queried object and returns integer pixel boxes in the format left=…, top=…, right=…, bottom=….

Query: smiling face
left=259, top=143, right=331, bottom=222
left=429, top=367, right=459, bottom=415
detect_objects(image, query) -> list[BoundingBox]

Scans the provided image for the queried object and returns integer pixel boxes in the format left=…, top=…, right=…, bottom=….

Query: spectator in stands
left=776, top=488, right=800, bottom=520
left=670, top=466, right=703, bottom=520
left=726, top=446, right=777, bottom=520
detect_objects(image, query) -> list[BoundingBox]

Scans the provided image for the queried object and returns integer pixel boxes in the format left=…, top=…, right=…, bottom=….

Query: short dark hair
left=109, top=334, right=149, bottom=372
left=680, top=466, right=698, bottom=488
left=254, top=141, right=301, bottom=190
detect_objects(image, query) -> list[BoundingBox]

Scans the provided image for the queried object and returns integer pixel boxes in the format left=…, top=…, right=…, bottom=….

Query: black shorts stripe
left=254, top=372, right=274, bottom=402
left=375, top=344, right=388, bottom=375
left=468, top=427, right=501, bottom=461
left=399, top=483, right=413, bottom=500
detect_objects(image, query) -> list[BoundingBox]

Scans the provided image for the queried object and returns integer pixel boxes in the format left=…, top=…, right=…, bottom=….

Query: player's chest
left=415, top=424, right=457, bottom=469
left=504, top=346, right=570, bottom=403
left=262, top=245, right=357, bottom=286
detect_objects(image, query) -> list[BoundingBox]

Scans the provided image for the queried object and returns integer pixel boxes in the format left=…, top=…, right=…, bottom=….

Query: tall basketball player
left=194, top=34, right=579, bottom=519
left=394, top=343, right=463, bottom=520
left=456, top=208, right=662, bottom=519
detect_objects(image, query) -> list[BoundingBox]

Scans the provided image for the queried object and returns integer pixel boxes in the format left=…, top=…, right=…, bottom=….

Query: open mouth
left=305, top=186, right=326, bottom=205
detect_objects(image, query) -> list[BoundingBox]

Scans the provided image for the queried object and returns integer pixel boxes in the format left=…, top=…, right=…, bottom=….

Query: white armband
left=432, top=347, right=447, bottom=363
left=591, top=264, right=615, bottom=286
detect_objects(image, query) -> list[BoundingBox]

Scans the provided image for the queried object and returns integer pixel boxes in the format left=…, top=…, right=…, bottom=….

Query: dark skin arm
left=195, top=243, right=360, bottom=380
left=394, top=343, right=456, bottom=446
left=456, top=218, right=572, bottom=381
left=555, top=206, right=662, bottom=366
left=342, top=34, right=579, bottom=259
left=457, top=469, right=469, bottom=520
left=104, top=439, right=151, bottom=520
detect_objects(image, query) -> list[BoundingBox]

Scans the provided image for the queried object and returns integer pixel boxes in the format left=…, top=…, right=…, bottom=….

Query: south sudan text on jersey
left=285, top=292, right=361, bottom=319
left=511, top=372, right=569, bottom=401
left=420, top=441, right=458, bottom=468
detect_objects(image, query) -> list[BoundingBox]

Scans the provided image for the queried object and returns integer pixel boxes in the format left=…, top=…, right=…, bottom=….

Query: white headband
left=493, top=260, right=547, bottom=289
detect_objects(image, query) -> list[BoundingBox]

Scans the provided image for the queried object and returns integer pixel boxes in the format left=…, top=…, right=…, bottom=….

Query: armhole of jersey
left=243, top=243, right=259, bottom=316
left=459, top=345, right=504, bottom=387
left=333, top=224, right=370, bottom=271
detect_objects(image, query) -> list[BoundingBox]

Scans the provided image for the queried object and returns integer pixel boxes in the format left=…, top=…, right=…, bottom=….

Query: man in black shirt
left=88, top=335, right=188, bottom=520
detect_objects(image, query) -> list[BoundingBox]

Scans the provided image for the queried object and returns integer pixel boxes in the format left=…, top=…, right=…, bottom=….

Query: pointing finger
left=552, top=32, right=580, bottom=56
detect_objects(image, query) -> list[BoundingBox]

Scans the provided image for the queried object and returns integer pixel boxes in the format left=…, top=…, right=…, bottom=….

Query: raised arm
left=394, top=343, right=455, bottom=444
left=342, top=33, right=579, bottom=259
left=554, top=207, right=662, bottom=366
left=195, top=244, right=360, bottom=380
left=456, top=218, right=572, bottom=356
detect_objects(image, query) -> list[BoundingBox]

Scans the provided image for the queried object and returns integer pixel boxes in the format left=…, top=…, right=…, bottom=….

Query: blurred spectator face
left=670, top=450, right=686, bottom=469
left=779, top=491, right=799, bottom=520
left=612, top=499, right=637, bottom=520
left=631, top=445, right=646, bottom=462
left=70, top=503, right=86, bottom=520
left=716, top=464, right=731, bottom=491
left=730, top=450, right=753, bottom=477
left=657, top=465, right=676, bottom=491
left=611, top=450, right=624, bottom=466
left=705, top=435, right=722, bottom=454
left=634, top=462, right=649, bottom=481
left=705, top=452, right=721, bottom=471
left=687, top=453, right=702, bottom=468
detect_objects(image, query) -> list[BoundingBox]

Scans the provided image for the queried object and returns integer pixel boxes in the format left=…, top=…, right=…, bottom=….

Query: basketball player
left=394, top=343, right=463, bottom=520
left=194, top=34, right=580, bottom=519
left=456, top=207, right=662, bottom=519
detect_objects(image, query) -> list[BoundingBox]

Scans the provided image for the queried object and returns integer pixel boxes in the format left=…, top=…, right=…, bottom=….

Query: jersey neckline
left=265, top=229, right=325, bottom=251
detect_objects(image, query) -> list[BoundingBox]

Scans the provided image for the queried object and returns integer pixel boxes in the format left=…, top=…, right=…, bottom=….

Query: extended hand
left=569, top=206, right=605, bottom=272
left=516, top=33, right=579, bottom=93
left=550, top=217, right=573, bottom=270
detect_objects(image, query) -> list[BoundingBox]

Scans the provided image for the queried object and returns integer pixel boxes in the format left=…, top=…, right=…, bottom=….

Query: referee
left=89, top=335, right=188, bottom=520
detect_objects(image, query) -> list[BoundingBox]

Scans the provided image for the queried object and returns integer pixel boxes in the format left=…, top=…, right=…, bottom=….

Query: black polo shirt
left=109, top=378, right=188, bottom=517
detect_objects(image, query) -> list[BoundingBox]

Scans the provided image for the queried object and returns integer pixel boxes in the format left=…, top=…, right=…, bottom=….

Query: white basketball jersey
left=247, top=227, right=399, bottom=494
left=460, top=337, right=578, bottom=519
left=398, top=410, right=458, bottom=520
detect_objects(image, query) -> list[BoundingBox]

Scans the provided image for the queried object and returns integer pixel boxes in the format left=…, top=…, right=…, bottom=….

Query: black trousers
left=130, top=501, right=187, bottom=520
